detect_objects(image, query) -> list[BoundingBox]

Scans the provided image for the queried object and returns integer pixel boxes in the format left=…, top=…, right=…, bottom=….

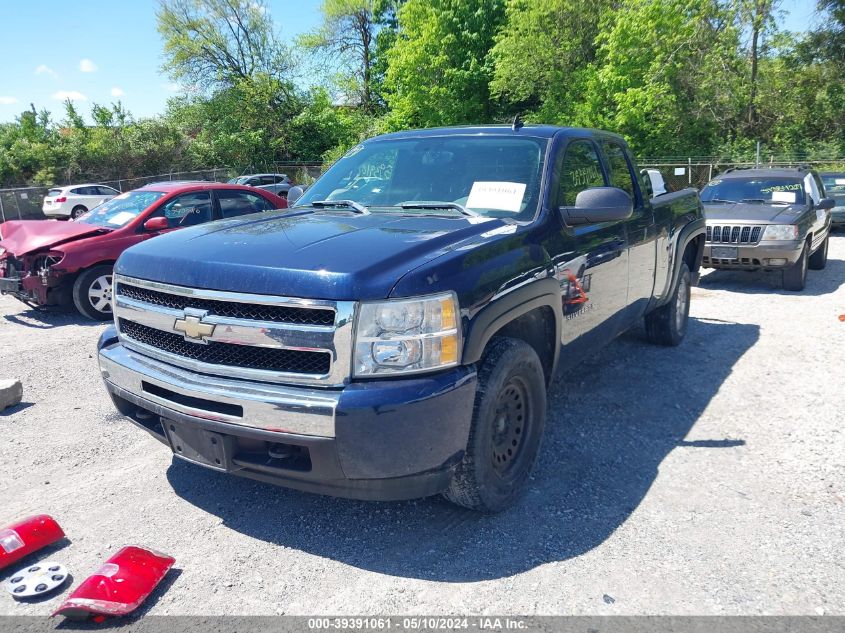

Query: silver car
left=227, top=173, right=294, bottom=197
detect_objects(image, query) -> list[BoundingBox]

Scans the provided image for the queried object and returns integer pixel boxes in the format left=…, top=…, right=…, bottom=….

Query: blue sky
left=0, top=0, right=821, bottom=124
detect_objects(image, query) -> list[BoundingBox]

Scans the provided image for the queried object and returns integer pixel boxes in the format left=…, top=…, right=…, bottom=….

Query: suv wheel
left=783, top=243, right=808, bottom=291
left=72, top=265, right=114, bottom=320
left=70, top=205, right=88, bottom=220
left=808, top=236, right=828, bottom=270
left=645, top=262, right=691, bottom=346
left=443, top=338, right=547, bottom=512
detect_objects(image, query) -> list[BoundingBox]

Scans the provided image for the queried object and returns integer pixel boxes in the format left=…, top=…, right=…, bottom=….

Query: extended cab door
left=598, top=139, right=657, bottom=316
left=544, top=138, right=629, bottom=349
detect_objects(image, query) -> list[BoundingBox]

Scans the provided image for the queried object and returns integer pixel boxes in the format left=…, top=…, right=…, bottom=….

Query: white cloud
left=110, top=87, right=124, bottom=97
left=79, top=58, right=98, bottom=73
left=0, top=96, right=19, bottom=105
left=52, top=90, right=88, bottom=102
left=35, top=64, right=59, bottom=79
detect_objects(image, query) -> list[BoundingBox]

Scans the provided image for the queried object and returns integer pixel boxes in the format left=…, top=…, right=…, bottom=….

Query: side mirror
left=143, top=217, right=169, bottom=232
left=560, top=187, right=633, bottom=225
left=817, top=197, right=835, bottom=210
left=287, top=186, right=305, bottom=205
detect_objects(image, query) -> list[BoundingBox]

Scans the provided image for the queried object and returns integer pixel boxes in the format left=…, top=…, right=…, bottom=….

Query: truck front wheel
left=444, top=338, right=546, bottom=512
left=645, top=262, right=691, bottom=346
left=783, top=243, right=808, bottom=291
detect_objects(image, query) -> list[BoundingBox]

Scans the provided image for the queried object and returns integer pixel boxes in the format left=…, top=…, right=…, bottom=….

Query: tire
left=70, top=205, right=88, bottom=220
left=645, top=262, right=691, bottom=346
left=808, top=236, right=828, bottom=270
left=783, top=243, right=808, bottom=291
left=72, top=265, right=114, bottom=320
left=443, top=338, right=547, bottom=512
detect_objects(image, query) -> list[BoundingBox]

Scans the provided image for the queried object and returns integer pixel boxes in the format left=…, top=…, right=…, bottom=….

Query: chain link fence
left=3, top=158, right=845, bottom=223
left=0, top=163, right=323, bottom=222
left=639, top=158, right=845, bottom=193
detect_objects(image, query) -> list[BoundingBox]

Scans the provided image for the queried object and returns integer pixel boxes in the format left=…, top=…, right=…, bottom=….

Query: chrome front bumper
left=98, top=342, right=339, bottom=437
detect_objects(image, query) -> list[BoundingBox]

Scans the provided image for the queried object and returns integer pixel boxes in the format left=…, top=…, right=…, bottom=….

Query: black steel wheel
left=444, top=337, right=547, bottom=512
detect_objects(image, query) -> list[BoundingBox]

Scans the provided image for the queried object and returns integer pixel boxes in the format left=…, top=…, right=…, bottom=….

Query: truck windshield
left=701, top=178, right=806, bottom=205
left=78, top=191, right=166, bottom=227
left=294, top=136, right=549, bottom=220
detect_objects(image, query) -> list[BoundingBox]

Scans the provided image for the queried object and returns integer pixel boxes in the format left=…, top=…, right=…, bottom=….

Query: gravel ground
left=1, top=235, right=843, bottom=616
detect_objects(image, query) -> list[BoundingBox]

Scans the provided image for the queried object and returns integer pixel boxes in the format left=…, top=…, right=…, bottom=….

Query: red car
left=0, top=182, right=287, bottom=319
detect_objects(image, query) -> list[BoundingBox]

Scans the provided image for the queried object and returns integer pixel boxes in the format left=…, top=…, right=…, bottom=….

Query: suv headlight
left=762, top=225, right=799, bottom=240
left=353, top=292, right=461, bottom=377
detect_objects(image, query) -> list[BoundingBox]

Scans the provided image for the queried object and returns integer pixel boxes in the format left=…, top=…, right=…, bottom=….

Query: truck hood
left=702, top=202, right=808, bottom=223
left=116, top=210, right=508, bottom=300
left=0, top=220, right=108, bottom=256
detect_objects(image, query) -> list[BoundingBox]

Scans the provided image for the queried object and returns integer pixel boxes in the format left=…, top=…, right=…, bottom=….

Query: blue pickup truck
left=97, top=125, right=705, bottom=512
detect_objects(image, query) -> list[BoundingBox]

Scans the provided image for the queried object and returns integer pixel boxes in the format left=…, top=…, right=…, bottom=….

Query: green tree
left=301, top=0, right=381, bottom=111
left=490, top=0, right=612, bottom=122
left=384, top=0, right=506, bottom=128
left=157, top=0, right=295, bottom=92
left=577, top=0, right=744, bottom=156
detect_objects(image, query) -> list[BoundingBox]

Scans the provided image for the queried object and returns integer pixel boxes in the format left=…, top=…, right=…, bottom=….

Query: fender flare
left=462, top=277, right=562, bottom=374
left=662, top=217, right=705, bottom=305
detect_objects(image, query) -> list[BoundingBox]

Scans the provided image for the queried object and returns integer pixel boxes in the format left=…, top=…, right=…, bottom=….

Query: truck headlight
left=353, top=292, right=461, bottom=377
left=762, top=225, right=799, bottom=240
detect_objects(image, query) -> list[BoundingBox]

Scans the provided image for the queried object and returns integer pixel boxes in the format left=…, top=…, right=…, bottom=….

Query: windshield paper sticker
left=107, top=211, right=135, bottom=225
left=772, top=191, right=796, bottom=203
left=466, top=181, right=526, bottom=212
left=836, top=178, right=845, bottom=185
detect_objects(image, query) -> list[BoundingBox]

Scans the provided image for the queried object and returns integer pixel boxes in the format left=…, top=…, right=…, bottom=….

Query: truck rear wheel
left=444, top=338, right=546, bottom=513
left=645, top=262, right=691, bottom=346
left=783, top=243, right=808, bottom=291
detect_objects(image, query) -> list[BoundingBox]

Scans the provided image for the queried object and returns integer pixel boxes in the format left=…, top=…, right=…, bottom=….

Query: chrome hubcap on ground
left=491, top=378, right=529, bottom=475
left=88, top=275, right=113, bottom=313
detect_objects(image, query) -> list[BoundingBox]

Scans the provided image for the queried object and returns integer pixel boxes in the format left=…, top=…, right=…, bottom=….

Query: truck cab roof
left=370, top=124, right=628, bottom=144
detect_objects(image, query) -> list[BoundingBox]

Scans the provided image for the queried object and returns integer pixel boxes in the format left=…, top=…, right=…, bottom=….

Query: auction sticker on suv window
left=466, top=181, right=526, bottom=212
left=772, top=191, right=796, bottom=203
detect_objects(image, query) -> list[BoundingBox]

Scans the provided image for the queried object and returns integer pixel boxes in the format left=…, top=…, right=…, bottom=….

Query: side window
left=151, top=191, right=213, bottom=228
left=275, top=175, right=288, bottom=183
left=601, top=140, right=637, bottom=200
left=813, top=173, right=825, bottom=198
left=70, top=188, right=85, bottom=196
left=260, top=176, right=277, bottom=186
left=97, top=186, right=117, bottom=196
left=217, top=190, right=274, bottom=219
left=558, top=140, right=606, bottom=207
left=247, top=177, right=262, bottom=187
left=804, top=174, right=820, bottom=205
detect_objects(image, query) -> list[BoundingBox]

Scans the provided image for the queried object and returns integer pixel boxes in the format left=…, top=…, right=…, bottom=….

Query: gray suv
left=227, top=173, right=294, bottom=197
left=700, top=167, right=834, bottom=290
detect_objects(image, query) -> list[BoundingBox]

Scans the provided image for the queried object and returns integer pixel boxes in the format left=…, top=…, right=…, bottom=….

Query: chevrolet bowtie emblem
left=173, top=310, right=215, bottom=343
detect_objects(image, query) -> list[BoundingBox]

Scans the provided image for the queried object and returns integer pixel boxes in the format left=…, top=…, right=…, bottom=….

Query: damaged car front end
left=0, top=247, right=72, bottom=307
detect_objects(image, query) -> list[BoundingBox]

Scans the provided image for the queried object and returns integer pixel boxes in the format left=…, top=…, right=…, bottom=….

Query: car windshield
left=294, top=136, right=549, bottom=220
left=821, top=175, right=845, bottom=192
left=701, top=177, right=806, bottom=205
left=78, top=190, right=166, bottom=227
left=228, top=176, right=249, bottom=185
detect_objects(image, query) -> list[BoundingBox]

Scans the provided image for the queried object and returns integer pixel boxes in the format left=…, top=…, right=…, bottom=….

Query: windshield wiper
left=309, top=199, right=370, bottom=214
left=742, top=198, right=789, bottom=205
left=398, top=201, right=479, bottom=217
left=706, top=198, right=738, bottom=204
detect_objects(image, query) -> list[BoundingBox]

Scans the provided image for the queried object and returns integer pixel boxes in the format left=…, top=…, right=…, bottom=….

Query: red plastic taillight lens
left=0, top=515, right=65, bottom=570
left=55, top=197, right=67, bottom=203
left=53, top=546, right=175, bottom=619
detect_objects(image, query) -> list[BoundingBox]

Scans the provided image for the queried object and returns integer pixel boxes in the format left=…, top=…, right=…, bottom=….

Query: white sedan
left=42, top=184, right=121, bottom=220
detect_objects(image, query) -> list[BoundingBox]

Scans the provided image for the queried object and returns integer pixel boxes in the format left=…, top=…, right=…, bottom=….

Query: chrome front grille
left=112, top=275, right=355, bottom=387
left=706, top=224, right=763, bottom=244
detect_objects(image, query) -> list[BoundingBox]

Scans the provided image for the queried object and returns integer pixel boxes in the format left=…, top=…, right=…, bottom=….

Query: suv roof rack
left=722, top=165, right=813, bottom=174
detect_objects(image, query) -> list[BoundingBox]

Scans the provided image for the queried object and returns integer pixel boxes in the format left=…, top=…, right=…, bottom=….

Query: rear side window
left=601, top=140, right=637, bottom=200
left=97, top=186, right=118, bottom=196
left=217, top=190, right=274, bottom=218
left=558, top=140, right=606, bottom=207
